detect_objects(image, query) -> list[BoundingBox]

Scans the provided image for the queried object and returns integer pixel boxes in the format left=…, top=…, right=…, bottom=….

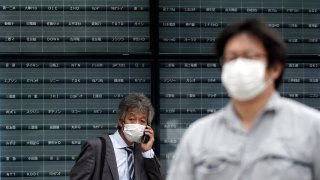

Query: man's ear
left=117, top=117, right=123, bottom=129
left=270, top=62, right=283, bottom=80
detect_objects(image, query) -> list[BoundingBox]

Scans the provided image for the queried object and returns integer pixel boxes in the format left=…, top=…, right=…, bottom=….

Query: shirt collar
left=113, top=130, right=129, bottom=149
left=222, top=91, right=280, bottom=132
left=264, top=91, right=280, bottom=112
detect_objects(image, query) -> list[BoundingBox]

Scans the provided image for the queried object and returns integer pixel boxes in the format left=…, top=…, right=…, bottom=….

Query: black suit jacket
left=70, top=134, right=164, bottom=180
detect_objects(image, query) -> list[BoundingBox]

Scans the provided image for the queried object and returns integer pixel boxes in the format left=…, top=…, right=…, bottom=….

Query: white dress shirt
left=109, top=130, right=155, bottom=180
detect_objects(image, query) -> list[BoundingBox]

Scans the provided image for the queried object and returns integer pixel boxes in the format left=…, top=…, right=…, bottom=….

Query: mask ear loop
left=264, top=65, right=277, bottom=88
left=264, top=78, right=273, bottom=88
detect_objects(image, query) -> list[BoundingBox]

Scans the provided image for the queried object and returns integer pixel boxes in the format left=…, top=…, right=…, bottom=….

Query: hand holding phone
left=140, top=125, right=154, bottom=152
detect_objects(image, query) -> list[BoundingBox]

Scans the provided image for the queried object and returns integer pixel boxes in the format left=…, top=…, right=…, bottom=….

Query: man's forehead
left=127, top=108, right=148, bottom=116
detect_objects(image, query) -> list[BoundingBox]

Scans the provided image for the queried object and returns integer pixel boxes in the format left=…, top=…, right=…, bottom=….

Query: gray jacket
left=70, top=134, right=164, bottom=180
left=167, top=92, right=320, bottom=180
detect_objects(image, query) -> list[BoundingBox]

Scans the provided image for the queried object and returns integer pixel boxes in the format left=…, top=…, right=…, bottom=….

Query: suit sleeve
left=70, top=141, right=97, bottom=180
left=144, top=155, right=165, bottom=180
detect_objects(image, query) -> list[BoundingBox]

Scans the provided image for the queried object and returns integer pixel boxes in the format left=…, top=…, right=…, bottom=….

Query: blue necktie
left=125, top=147, right=135, bottom=180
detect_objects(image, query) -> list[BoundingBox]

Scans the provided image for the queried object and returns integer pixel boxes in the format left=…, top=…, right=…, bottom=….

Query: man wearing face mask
left=70, top=93, right=164, bottom=180
left=167, top=18, right=320, bottom=180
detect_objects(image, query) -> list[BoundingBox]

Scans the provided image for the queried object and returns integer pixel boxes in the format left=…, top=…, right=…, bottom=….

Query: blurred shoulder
left=279, top=97, right=320, bottom=121
left=184, top=109, right=225, bottom=136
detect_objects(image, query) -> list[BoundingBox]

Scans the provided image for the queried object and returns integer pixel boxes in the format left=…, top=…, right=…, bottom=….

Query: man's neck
left=232, top=87, right=274, bottom=129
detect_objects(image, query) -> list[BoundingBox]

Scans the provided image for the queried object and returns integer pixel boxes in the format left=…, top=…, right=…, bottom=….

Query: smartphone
left=142, top=133, right=150, bottom=144
left=141, top=126, right=150, bottom=144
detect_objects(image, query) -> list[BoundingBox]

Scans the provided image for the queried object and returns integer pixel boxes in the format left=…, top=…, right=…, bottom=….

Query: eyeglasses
left=221, top=52, right=267, bottom=64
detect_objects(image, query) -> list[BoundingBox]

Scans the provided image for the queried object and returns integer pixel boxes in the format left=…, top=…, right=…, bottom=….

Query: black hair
left=215, top=18, right=287, bottom=89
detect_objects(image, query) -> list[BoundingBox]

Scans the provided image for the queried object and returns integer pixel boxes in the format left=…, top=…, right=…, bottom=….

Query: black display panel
left=0, top=0, right=320, bottom=178
left=159, top=0, right=320, bottom=54
left=0, top=0, right=150, bottom=53
left=159, top=61, right=320, bottom=170
left=0, top=61, right=151, bottom=179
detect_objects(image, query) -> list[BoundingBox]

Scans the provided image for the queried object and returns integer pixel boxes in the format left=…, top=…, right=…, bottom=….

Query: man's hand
left=140, top=126, right=155, bottom=152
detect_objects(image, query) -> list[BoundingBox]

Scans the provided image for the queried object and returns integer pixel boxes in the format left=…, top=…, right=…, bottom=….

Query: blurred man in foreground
left=167, top=18, right=320, bottom=180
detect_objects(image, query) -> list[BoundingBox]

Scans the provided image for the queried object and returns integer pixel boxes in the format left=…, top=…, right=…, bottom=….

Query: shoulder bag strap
left=98, top=137, right=106, bottom=180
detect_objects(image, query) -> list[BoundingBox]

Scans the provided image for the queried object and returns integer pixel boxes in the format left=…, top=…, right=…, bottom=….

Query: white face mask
left=123, top=124, right=146, bottom=143
left=222, top=58, right=271, bottom=101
